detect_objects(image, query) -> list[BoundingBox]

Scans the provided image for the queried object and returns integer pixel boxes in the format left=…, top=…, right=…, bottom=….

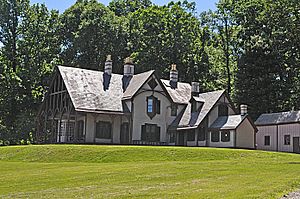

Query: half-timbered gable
left=37, top=56, right=257, bottom=149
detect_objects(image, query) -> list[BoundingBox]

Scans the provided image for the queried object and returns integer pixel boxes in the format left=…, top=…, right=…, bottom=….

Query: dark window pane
left=148, top=78, right=158, bottom=90
left=187, top=131, right=195, bottom=141
left=170, top=133, right=176, bottom=143
left=264, top=136, right=270, bottom=146
left=141, top=124, right=160, bottom=142
left=221, top=131, right=230, bottom=142
left=96, top=121, right=112, bottom=139
left=284, top=135, right=290, bottom=145
left=211, top=131, right=219, bottom=142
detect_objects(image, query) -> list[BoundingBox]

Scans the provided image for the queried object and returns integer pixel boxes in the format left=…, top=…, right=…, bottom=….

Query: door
left=120, top=123, right=129, bottom=144
left=293, top=137, right=300, bottom=153
left=178, top=133, right=185, bottom=146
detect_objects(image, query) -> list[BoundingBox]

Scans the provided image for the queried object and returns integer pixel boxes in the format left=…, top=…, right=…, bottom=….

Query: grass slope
left=1, top=145, right=300, bottom=198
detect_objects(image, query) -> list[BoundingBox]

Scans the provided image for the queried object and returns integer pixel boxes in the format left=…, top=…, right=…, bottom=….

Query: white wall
left=278, top=123, right=300, bottom=152
left=256, top=125, right=277, bottom=151
left=132, top=76, right=172, bottom=142
left=236, top=119, right=255, bottom=149
left=208, top=130, right=235, bottom=148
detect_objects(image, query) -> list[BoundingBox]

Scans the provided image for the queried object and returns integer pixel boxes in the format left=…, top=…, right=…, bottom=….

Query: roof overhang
left=75, top=108, right=131, bottom=116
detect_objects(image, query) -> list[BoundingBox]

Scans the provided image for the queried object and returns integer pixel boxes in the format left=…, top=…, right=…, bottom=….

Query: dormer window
left=147, top=95, right=160, bottom=119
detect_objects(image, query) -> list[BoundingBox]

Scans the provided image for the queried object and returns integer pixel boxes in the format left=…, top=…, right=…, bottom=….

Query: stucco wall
left=236, top=119, right=255, bottom=149
left=85, top=113, right=127, bottom=144
left=132, top=90, right=171, bottom=142
left=256, top=125, right=277, bottom=151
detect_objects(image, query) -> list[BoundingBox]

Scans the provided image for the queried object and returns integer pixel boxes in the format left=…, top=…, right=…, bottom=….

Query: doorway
left=120, top=123, right=129, bottom=144
left=293, top=137, right=300, bottom=153
left=178, top=133, right=185, bottom=146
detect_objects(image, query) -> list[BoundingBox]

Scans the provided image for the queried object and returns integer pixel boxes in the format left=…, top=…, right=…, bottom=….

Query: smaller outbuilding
left=255, top=111, right=300, bottom=153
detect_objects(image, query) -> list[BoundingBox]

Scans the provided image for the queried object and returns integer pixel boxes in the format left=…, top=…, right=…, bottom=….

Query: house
left=36, top=56, right=257, bottom=148
left=255, top=111, right=300, bottom=153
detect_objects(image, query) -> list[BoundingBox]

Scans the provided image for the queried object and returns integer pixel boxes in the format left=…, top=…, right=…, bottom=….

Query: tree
left=0, top=0, right=61, bottom=143
left=60, top=0, right=129, bottom=73
left=108, top=0, right=152, bottom=16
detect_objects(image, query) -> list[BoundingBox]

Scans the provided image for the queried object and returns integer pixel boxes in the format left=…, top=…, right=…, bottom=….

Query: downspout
left=276, top=125, right=279, bottom=152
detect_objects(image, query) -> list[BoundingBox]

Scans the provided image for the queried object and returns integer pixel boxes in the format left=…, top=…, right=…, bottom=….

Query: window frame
left=264, top=135, right=270, bottom=146
left=221, top=131, right=230, bottom=142
left=211, top=131, right=220, bottom=142
left=187, top=130, right=195, bottom=141
left=95, top=121, right=112, bottom=139
left=141, top=123, right=160, bottom=142
left=284, top=135, right=290, bottom=145
left=146, top=95, right=160, bottom=119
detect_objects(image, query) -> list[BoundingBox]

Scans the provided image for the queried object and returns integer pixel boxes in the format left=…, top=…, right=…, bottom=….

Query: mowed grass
left=1, top=145, right=300, bottom=198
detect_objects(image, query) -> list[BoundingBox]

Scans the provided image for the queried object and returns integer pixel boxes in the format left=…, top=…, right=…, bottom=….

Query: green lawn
left=0, top=145, right=300, bottom=198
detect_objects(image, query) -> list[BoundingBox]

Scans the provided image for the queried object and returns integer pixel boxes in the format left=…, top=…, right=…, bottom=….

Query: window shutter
left=141, top=125, right=146, bottom=141
left=156, top=99, right=161, bottom=114
left=156, top=126, right=161, bottom=142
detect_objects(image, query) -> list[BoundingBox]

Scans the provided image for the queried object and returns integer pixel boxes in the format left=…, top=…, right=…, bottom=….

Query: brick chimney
left=170, top=64, right=178, bottom=89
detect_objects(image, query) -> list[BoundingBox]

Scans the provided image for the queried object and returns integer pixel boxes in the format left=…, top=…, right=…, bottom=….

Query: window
left=211, top=131, right=220, bottom=142
left=171, top=103, right=177, bottom=116
left=218, top=104, right=228, bottom=116
left=284, top=135, right=290, bottom=145
left=221, top=131, right=230, bottom=142
left=77, top=120, right=84, bottom=138
left=147, top=96, right=160, bottom=119
left=264, top=136, right=270, bottom=146
left=141, top=124, right=160, bottom=142
left=147, top=97, right=153, bottom=113
left=96, top=121, right=112, bottom=139
left=198, top=127, right=205, bottom=141
left=187, top=130, right=195, bottom=141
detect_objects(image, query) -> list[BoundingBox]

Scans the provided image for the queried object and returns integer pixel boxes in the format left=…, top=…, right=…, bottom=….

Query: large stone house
left=36, top=56, right=257, bottom=148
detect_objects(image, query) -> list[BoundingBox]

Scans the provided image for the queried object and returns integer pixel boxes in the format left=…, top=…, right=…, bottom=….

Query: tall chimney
left=170, top=64, right=178, bottom=89
left=191, top=82, right=200, bottom=96
left=240, top=104, right=248, bottom=116
left=104, top=55, right=112, bottom=75
left=122, top=57, right=134, bottom=91
left=124, top=57, right=134, bottom=77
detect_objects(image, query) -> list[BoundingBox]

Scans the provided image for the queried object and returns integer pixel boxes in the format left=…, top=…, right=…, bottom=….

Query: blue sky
left=30, top=0, right=218, bottom=13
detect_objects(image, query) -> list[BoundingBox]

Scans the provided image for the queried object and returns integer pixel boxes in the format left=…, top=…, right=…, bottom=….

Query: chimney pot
left=240, top=104, right=248, bottom=116
left=124, top=57, right=134, bottom=77
left=104, top=55, right=112, bottom=75
left=191, top=82, right=200, bottom=96
left=170, top=64, right=178, bottom=89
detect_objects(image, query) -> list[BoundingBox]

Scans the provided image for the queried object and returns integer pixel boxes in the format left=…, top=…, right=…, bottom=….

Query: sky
left=30, top=0, right=218, bottom=13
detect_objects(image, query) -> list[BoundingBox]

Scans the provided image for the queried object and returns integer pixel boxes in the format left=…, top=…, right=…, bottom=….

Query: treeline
left=0, top=0, right=299, bottom=144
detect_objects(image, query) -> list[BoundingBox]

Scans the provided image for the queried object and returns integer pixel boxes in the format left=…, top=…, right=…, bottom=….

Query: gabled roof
left=122, top=70, right=155, bottom=100
left=170, top=90, right=226, bottom=130
left=161, top=79, right=191, bottom=104
left=255, top=110, right=300, bottom=126
left=209, top=115, right=246, bottom=130
left=58, top=65, right=125, bottom=113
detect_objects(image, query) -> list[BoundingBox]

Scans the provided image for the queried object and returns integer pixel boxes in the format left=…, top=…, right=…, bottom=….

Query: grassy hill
left=0, top=145, right=300, bottom=198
